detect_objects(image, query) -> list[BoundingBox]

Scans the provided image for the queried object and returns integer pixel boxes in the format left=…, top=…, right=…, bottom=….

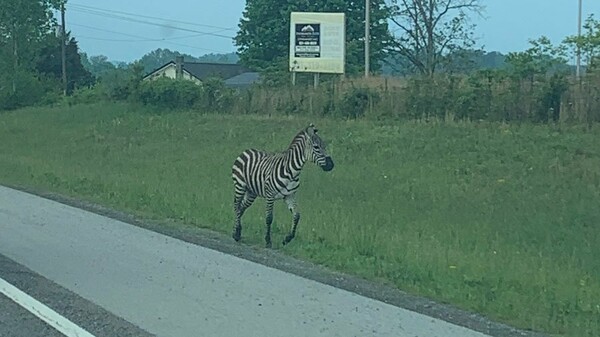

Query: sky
left=61, top=0, right=600, bottom=63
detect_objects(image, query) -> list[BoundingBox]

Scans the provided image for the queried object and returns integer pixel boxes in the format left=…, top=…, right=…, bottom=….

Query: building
left=143, top=56, right=260, bottom=88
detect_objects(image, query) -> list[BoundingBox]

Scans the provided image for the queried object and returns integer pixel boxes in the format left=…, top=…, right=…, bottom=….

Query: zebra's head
left=306, top=123, right=334, bottom=172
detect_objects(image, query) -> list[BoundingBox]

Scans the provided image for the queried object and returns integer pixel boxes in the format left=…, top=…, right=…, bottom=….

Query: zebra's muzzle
left=322, top=156, right=334, bottom=171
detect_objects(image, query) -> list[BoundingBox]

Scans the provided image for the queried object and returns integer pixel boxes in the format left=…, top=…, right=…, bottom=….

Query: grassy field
left=0, top=102, right=599, bottom=336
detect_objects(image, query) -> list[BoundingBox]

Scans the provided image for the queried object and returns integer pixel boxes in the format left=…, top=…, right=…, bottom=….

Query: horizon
left=63, top=0, right=600, bottom=64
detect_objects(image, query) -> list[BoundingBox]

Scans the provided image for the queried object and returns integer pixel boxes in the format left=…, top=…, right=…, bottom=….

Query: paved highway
left=0, top=185, right=497, bottom=337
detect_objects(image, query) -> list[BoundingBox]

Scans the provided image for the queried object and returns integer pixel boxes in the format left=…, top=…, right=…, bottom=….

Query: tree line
left=2, top=0, right=600, bottom=123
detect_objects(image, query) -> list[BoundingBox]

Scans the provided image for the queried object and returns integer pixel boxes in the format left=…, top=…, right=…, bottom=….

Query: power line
left=74, top=29, right=225, bottom=42
left=70, top=22, right=231, bottom=53
left=75, top=35, right=197, bottom=43
left=68, top=4, right=235, bottom=39
left=69, top=2, right=236, bottom=31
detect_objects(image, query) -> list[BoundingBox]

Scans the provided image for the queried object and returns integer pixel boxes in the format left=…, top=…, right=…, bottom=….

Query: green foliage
left=135, top=77, right=203, bottom=110
left=500, top=37, right=570, bottom=122
left=139, top=48, right=190, bottom=74
left=37, top=35, right=95, bottom=94
left=537, top=73, right=569, bottom=122
left=199, top=77, right=234, bottom=111
left=235, top=0, right=391, bottom=75
left=506, top=36, right=568, bottom=79
left=132, top=77, right=234, bottom=111
left=90, top=62, right=144, bottom=102
left=93, top=68, right=133, bottom=101
left=564, top=14, right=600, bottom=72
left=455, top=70, right=495, bottom=120
left=0, top=0, right=94, bottom=109
left=65, top=86, right=102, bottom=106
left=80, top=53, right=117, bottom=79
left=404, top=75, right=452, bottom=119
left=0, top=69, right=47, bottom=110
left=339, top=87, right=379, bottom=119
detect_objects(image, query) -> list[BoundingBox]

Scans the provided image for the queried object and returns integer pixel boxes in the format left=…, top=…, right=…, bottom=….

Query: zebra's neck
left=286, top=132, right=309, bottom=177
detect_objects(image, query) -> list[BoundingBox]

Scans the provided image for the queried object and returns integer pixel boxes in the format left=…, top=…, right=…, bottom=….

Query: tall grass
left=227, top=72, right=600, bottom=124
left=0, top=103, right=599, bottom=336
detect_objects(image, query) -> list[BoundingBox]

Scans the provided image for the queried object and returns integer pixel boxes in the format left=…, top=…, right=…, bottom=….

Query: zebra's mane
left=286, top=128, right=310, bottom=151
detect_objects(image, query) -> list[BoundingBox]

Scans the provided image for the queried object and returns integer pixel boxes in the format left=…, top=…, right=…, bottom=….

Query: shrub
left=135, top=77, right=203, bottom=110
left=338, top=87, right=379, bottom=119
left=200, top=77, right=234, bottom=111
left=0, top=70, right=47, bottom=110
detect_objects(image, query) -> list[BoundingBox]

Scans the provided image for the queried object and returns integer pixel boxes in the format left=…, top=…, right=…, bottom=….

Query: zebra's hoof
left=232, top=231, right=241, bottom=242
left=282, top=234, right=294, bottom=245
left=265, top=241, right=272, bottom=248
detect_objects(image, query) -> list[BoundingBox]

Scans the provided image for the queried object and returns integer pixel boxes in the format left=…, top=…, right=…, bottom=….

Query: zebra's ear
left=308, top=123, right=318, bottom=133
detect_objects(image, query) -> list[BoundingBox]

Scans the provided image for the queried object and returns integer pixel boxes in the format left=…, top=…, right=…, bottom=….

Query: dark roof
left=224, top=72, right=261, bottom=87
left=143, top=60, right=251, bottom=82
left=183, top=62, right=250, bottom=81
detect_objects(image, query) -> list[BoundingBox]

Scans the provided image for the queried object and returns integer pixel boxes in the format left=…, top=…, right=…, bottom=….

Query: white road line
left=0, top=277, right=96, bottom=337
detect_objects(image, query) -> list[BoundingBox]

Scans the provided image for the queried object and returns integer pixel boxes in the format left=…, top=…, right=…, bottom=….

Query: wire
left=68, top=2, right=236, bottom=31
left=68, top=4, right=235, bottom=39
left=70, top=22, right=231, bottom=53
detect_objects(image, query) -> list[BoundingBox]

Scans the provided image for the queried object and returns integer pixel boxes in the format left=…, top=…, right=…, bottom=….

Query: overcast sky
left=63, top=0, right=600, bottom=63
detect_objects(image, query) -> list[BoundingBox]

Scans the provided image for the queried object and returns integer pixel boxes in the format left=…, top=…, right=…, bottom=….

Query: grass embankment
left=0, top=103, right=598, bottom=336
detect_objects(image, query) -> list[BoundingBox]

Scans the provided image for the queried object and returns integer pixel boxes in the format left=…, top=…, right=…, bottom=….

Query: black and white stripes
left=231, top=123, right=334, bottom=247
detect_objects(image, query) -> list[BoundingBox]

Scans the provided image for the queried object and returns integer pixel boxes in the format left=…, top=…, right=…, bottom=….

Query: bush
left=536, top=73, right=569, bottom=122
left=338, top=87, right=379, bottom=119
left=404, top=76, right=452, bottom=119
left=0, top=70, right=47, bottom=110
left=135, top=77, right=203, bottom=110
left=200, top=77, right=234, bottom=111
left=67, top=86, right=103, bottom=105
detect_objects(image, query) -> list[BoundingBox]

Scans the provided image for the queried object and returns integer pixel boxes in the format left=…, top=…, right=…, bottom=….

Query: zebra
left=231, top=123, right=334, bottom=248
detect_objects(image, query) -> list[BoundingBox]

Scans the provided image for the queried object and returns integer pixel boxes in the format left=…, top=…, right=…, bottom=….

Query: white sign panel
left=289, top=12, right=345, bottom=74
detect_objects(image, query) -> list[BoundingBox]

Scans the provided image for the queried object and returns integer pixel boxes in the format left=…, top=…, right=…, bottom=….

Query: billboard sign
left=289, top=12, right=345, bottom=74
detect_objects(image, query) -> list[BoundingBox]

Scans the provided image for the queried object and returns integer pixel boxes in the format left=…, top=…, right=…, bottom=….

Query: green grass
left=1, top=102, right=599, bottom=336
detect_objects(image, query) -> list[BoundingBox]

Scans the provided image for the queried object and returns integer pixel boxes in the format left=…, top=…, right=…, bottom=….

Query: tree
left=138, top=48, right=190, bottom=74
left=0, top=0, right=58, bottom=60
left=0, top=0, right=60, bottom=93
left=388, top=0, right=483, bottom=76
left=504, top=37, right=568, bottom=122
left=564, top=14, right=600, bottom=73
left=197, top=52, right=239, bottom=64
left=37, top=34, right=94, bottom=93
left=505, top=36, right=567, bottom=81
left=235, top=0, right=391, bottom=75
left=0, top=0, right=64, bottom=109
left=81, top=53, right=117, bottom=79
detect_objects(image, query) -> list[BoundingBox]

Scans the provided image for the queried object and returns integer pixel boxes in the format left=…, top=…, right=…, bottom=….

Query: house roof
left=143, top=61, right=252, bottom=82
left=184, top=62, right=250, bottom=81
left=224, top=72, right=261, bottom=87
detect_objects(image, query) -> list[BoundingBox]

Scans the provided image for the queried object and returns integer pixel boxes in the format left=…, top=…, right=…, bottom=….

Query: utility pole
left=61, top=1, right=67, bottom=96
left=12, top=24, right=17, bottom=93
left=576, top=0, right=582, bottom=79
left=364, top=0, right=370, bottom=78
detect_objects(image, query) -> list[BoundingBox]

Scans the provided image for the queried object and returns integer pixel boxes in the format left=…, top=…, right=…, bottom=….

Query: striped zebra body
left=231, top=124, right=334, bottom=248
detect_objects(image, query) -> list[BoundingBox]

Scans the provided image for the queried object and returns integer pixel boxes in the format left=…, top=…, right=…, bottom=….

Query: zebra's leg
left=232, top=189, right=244, bottom=242
left=283, top=194, right=300, bottom=245
left=233, top=187, right=256, bottom=241
left=264, top=198, right=275, bottom=248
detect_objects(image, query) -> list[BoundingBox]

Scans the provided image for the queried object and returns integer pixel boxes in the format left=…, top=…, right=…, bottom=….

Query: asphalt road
left=0, top=293, right=64, bottom=337
left=0, top=185, right=492, bottom=337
